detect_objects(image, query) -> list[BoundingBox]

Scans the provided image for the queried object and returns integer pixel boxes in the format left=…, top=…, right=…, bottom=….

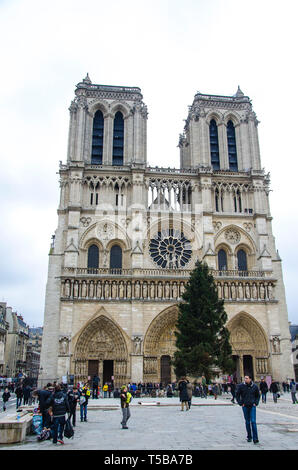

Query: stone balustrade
left=61, top=270, right=276, bottom=302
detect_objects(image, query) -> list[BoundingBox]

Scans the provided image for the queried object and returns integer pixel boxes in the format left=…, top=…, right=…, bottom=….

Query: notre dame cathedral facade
left=39, top=75, right=294, bottom=387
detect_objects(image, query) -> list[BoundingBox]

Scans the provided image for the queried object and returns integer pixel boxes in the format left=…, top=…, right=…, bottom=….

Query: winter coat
left=290, top=381, right=297, bottom=393
left=186, top=382, right=193, bottom=399
left=2, top=391, right=10, bottom=402
left=270, top=382, right=279, bottom=394
left=259, top=381, right=268, bottom=393
left=46, top=391, right=70, bottom=417
left=178, top=380, right=189, bottom=402
left=236, top=382, right=260, bottom=408
left=37, top=389, right=52, bottom=411
left=15, top=386, right=23, bottom=398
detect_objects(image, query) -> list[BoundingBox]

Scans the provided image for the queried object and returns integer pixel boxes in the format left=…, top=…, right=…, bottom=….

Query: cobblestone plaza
left=1, top=394, right=298, bottom=451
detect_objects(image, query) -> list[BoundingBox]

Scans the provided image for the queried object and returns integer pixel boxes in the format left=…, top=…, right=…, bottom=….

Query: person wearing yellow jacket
left=103, top=383, right=109, bottom=398
left=120, top=385, right=132, bottom=429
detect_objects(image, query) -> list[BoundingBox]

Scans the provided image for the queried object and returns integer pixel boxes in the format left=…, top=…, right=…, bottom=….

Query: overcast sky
left=0, top=0, right=297, bottom=327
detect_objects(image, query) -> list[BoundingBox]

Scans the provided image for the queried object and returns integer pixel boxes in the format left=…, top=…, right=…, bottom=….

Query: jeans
left=16, top=397, right=22, bottom=409
left=52, top=416, right=66, bottom=443
left=80, top=403, right=87, bottom=421
left=121, top=407, right=131, bottom=426
left=242, top=406, right=258, bottom=442
left=261, top=392, right=267, bottom=403
left=291, top=392, right=297, bottom=404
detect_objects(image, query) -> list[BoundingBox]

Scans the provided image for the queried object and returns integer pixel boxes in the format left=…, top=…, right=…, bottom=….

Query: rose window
left=149, top=229, right=192, bottom=269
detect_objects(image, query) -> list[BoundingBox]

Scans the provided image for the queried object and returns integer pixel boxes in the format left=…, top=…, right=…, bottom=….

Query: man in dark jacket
left=67, top=386, right=79, bottom=427
left=46, top=384, right=70, bottom=445
left=259, top=378, right=269, bottom=403
left=178, top=378, right=189, bottom=411
left=236, top=375, right=260, bottom=444
left=270, top=380, right=279, bottom=403
left=15, top=384, right=23, bottom=409
left=33, top=383, right=53, bottom=429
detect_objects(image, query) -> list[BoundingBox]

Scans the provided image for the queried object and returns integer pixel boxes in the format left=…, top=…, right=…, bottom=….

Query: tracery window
left=227, top=120, right=238, bottom=171
left=149, top=229, right=192, bottom=269
left=112, top=111, right=124, bottom=166
left=218, top=249, right=227, bottom=271
left=110, top=245, right=122, bottom=271
left=91, top=110, right=104, bottom=164
left=237, top=249, right=247, bottom=272
left=209, top=119, right=220, bottom=170
left=87, top=244, right=99, bottom=269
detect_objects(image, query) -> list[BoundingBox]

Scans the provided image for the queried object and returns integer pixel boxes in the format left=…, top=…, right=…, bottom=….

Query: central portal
left=103, top=360, right=114, bottom=385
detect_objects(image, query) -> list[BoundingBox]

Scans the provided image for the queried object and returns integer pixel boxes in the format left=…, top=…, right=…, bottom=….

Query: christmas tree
left=173, top=260, right=234, bottom=381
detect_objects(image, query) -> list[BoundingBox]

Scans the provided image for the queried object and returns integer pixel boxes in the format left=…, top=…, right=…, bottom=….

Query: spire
left=83, top=73, right=92, bottom=85
left=235, top=85, right=244, bottom=98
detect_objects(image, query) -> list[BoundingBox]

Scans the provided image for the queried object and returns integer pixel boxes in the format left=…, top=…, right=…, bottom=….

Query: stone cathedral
left=39, top=75, right=294, bottom=387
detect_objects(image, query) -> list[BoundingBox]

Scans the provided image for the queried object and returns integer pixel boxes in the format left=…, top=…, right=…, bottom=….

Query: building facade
left=5, top=310, right=29, bottom=379
left=39, top=76, right=294, bottom=387
left=0, top=303, right=9, bottom=376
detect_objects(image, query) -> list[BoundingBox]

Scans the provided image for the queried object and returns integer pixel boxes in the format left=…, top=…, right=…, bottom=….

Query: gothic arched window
left=237, top=249, right=247, bottom=272
left=218, top=249, right=227, bottom=271
left=110, top=244, right=122, bottom=271
left=227, top=120, right=238, bottom=171
left=112, top=111, right=124, bottom=166
left=87, top=244, right=99, bottom=269
left=91, top=110, right=104, bottom=164
left=209, top=119, right=220, bottom=170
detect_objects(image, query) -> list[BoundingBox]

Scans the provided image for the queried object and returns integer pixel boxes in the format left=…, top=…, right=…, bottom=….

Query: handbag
left=79, top=395, right=86, bottom=405
left=64, top=417, right=74, bottom=439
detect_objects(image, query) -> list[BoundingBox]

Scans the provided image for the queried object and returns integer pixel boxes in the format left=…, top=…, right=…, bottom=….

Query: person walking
left=236, top=374, right=260, bottom=444
left=230, top=381, right=236, bottom=403
left=33, top=383, right=53, bottom=429
left=259, top=378, right=268, bottom=404
left=79, top=383, right=90, bottom=422
left=270, top=380, right=279, bottom=403
left=120, top=385, right=132, bottom=429
left=178, top=377, right=189, bottom=411
left=212, top=383, right=219, bottom=400
left=290, top=379, right=297, bottom=404
left=15, top=383, right=23, bottom=409
left=92, top=375, right=100, bottom=399
left=2, top=387, right=11, bottom=412
left=46, top=384, right=70, bottom=445
left=67, top=386, right=79, bottom=426
left=23, top=384, right=31, bottom=406
left=201, top=376, right=207, bottom=398
left=186, top=380, right=193, bottom=409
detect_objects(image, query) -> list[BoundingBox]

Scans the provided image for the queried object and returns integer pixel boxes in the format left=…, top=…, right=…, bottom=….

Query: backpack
left=64, top=417, right=74, bottom=439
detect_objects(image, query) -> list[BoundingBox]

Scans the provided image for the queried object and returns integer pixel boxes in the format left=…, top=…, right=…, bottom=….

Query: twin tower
left=39, top=75, right=293, bottom=388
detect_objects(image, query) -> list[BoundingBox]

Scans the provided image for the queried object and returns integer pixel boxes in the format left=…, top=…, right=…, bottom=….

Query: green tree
left=173, top=260, right=234, bottom=381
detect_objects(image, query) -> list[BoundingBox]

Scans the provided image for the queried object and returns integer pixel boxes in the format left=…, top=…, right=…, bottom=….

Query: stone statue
left=133, top=336, right=142, bottom=355
left=150, top=282, right=155, bottom=299
left=64, top=281, right=70, bottom=297
left=104, top=282, right=110, bottom=299
left=127, top=282, right=132, bottom=298
left=143, top=282, right=148, bottom=299
left=135, top=281, right=140, bottom=298
left=112, top=282, right=117, bottom=299
left=272, top=336, right=280, bottom=353
left=172, top=282, right=178, bottom=299
left=245, top=283, right=251, bottom=299
left=238, top=283, right=243, bottom=299
left=158, top=282, right=163, bottom=298
left=119, top=281, right=124, bottom=298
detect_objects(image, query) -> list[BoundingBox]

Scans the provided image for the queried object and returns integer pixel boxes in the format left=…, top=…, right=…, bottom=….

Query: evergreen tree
left=173, top=260, right=234, bottom=381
